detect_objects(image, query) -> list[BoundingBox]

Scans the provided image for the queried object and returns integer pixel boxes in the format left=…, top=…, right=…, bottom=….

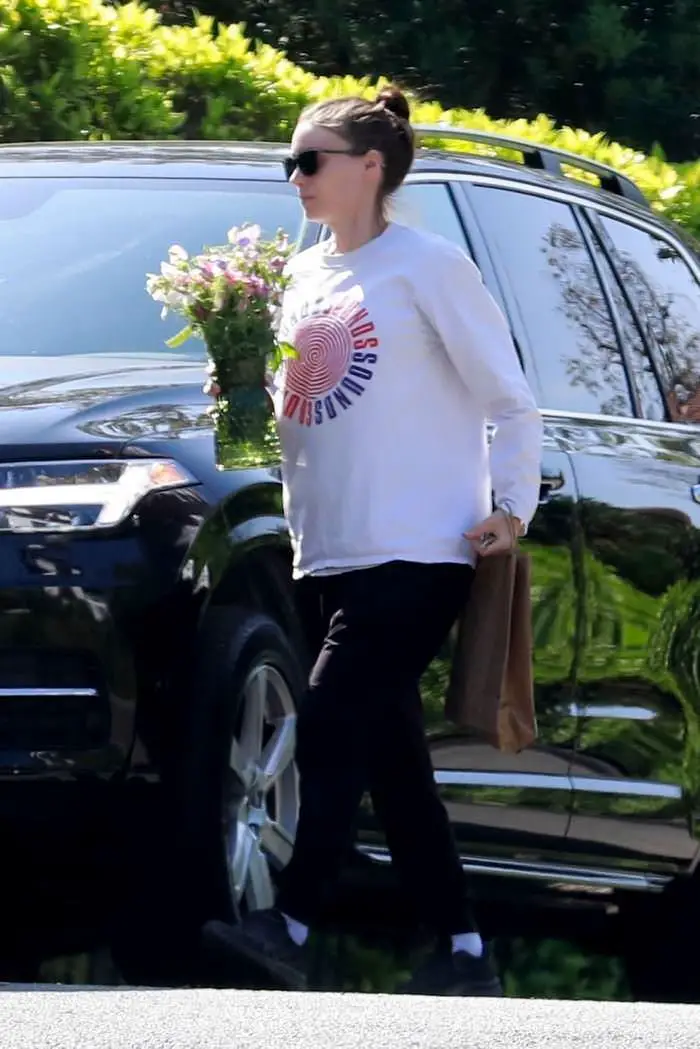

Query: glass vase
left=208, top=349, right=280, bottom=471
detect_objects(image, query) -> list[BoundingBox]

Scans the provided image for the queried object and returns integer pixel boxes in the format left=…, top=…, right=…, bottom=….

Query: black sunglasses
left=282, top=148, right=366, bottom=180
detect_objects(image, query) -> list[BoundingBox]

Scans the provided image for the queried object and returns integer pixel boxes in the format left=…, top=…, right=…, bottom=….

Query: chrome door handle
left=539, top=470, right=565, bottom=502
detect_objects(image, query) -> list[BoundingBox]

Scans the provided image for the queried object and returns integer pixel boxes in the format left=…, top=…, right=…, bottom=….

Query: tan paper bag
left=445, top=549, right=537, bottom=753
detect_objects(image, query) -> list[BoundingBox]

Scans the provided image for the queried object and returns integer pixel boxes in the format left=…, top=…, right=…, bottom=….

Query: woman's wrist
left=495, top=504, right=525, bottom=539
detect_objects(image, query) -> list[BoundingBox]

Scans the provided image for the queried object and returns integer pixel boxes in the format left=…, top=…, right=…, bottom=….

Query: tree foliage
left=163, top=0, right=700, bottom=162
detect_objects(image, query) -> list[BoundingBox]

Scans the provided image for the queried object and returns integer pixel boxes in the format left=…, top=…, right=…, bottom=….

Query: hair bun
left=376, top=85, right=410, bottom=123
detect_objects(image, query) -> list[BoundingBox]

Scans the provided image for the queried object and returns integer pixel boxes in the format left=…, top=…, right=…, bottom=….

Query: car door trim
left=357, top=844, right=671, bottom=894
left=541, top=406, right=700, bottom=437
left=570, top=776, right=682, bottom=799
left=435, top=770, right=572, bottom=791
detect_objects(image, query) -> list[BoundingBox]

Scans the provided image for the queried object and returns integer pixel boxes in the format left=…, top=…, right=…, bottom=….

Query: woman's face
left=287, top=120, right=382, bottom=226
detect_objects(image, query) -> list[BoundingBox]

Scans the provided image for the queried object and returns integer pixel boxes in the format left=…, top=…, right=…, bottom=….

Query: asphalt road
left=0, top=988, right=698, bottom=1049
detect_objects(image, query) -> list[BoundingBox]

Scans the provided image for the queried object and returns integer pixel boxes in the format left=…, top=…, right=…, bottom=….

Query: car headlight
left=0, top=459, right=197, bottom=533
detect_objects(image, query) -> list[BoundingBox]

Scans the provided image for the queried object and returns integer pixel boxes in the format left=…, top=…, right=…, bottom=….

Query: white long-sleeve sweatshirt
left=270, top=221, right=543, bottom=579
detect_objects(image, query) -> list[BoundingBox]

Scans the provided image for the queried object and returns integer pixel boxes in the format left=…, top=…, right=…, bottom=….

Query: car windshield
left=0, top=176, right=306, bottom=359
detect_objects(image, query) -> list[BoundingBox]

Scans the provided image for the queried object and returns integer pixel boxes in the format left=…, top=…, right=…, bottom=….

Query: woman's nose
left=290, top=166, right=304, bottom=187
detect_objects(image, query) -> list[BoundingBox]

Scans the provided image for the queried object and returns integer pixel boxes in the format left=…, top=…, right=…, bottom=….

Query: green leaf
left=278, top=340, right=299, bottom=359
left=166, top=324, right=195, bottom=348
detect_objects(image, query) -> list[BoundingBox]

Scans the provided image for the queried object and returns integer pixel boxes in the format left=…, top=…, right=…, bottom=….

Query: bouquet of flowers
left=146, top=223, right=296, bottom=469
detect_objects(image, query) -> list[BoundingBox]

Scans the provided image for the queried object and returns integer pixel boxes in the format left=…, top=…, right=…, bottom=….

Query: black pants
left=275, top=559, right=476, bottom=936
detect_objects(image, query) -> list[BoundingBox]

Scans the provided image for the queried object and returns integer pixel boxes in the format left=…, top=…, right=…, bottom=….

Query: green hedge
left=1, top=0, right=700, bottom=242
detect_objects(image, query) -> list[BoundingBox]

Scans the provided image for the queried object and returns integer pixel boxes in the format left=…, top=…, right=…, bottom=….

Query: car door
left=355, top=177, right=580, bottom=872
left=558, top=207, right=700, bottom=873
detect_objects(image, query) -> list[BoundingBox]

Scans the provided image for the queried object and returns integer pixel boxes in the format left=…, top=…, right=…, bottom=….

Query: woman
left=204, top=86, right=543, bottom=996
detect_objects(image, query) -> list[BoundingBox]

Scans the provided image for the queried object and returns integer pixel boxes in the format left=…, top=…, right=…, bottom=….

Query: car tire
left=112, top=605, right=305, bottom=986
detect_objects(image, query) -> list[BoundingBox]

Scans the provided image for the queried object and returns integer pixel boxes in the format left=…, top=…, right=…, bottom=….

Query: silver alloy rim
left=224, top=662, right=298, bottom=912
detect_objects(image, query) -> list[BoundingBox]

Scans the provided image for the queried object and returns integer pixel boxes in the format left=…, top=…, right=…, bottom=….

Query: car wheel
left=182, top=606, right=304, bottom=927
left=110, top=606, right=305, bottom=987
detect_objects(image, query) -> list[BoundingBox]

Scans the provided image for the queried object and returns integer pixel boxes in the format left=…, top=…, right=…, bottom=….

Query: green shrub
left=0, top=0, right=177, bottom=140
left=1, top=0, right=700, bottom=242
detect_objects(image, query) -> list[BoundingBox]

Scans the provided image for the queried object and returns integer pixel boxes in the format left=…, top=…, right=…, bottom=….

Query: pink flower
left=244, top=275, right=270, bottom=299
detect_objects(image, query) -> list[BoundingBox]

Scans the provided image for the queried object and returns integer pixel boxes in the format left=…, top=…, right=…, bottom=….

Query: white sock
left=281, top=912, right=309, bottom=947
left=451, top=932, right=483, bottom=957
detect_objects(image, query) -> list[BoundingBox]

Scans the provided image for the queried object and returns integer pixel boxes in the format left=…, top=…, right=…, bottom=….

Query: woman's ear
left=364, top=148, right=385, bottom=174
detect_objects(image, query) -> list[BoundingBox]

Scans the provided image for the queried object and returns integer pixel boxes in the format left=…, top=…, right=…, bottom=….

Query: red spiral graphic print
left=285, top=312, right=353, bottom=398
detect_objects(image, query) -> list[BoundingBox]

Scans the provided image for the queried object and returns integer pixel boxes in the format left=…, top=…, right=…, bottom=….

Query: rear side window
left=599, top=216, right=700, bottom=424
left=586, top=226, right=667, bottom=422
left=471, top=186, right=634, bottom=417
left=391, top=182, right=473, bottom=254
left=322, top=181, right=473, bottom=257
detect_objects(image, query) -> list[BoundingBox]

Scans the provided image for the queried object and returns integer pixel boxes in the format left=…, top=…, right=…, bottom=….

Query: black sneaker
left=202, top=909, right=308, bottom=991
left=399, top=944, right=503, bottom=997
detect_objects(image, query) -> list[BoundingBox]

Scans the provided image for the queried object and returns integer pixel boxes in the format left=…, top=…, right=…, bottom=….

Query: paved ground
left=0, top=988, right=698, bottom=1049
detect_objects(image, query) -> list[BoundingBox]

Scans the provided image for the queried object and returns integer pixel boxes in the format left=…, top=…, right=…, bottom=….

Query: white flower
left=160, top=261, right=184, bottom=280
left=227, top=223, right=262, bottom=247
left=168, top=244, right=189, bottom=262
left=146, top=274, right=164, bottom=296
left=164, top=289, right=194, bottom=309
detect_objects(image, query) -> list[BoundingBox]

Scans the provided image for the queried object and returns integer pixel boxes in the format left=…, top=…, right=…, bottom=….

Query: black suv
left=1, top=130, right=699, bottom=998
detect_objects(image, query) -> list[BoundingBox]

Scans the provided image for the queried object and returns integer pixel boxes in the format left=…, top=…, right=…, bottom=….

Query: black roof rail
left=413, top=123, right=648, bottom=207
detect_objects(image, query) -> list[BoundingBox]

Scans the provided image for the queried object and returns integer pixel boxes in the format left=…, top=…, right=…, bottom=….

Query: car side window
left=391, top=182, right=473, bottom=254
left=586, top=226, right=667, bottom=422
left=599, top=216, right=700, bottom=424
left=471, top=186, right=634, bottom=417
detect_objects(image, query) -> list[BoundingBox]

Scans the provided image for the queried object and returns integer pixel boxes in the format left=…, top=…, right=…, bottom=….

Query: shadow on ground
left=0, top=789, right=633, bottom=1000
left=15, top=929, right=630, bottom=1001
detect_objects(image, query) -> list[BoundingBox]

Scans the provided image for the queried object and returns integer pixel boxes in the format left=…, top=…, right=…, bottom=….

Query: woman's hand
left=464, top=509, right=523, bottom=557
